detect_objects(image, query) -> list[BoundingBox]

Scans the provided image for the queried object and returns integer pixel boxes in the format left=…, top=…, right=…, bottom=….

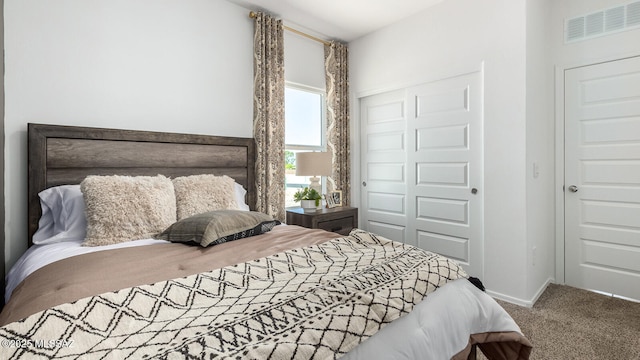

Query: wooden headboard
left=27, top=123, right=256, bottom=245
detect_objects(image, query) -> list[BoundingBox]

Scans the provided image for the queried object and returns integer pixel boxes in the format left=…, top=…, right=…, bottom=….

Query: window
left=284, top=84, right=326, bottom=208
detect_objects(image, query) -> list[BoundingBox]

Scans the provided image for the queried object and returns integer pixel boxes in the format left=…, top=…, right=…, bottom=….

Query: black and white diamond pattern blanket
left=0, top=229, right=467, bottom=359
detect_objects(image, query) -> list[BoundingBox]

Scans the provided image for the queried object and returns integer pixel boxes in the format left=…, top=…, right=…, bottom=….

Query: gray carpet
left=480, top=284, right=640, bottom=360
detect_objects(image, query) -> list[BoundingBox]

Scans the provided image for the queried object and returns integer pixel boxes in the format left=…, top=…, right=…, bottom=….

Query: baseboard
left=486, top=277, right=553, bottom=308
left=486, top=290, right=533, bottom=308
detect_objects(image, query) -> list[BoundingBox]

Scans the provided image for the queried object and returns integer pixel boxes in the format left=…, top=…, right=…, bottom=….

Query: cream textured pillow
left=80, top=175, right=177, bottom=246
left=173, top=174, right=238, bottom=220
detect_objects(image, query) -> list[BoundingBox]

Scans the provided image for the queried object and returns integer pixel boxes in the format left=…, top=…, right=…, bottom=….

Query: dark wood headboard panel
left=28, top=123, right=255, bottom=245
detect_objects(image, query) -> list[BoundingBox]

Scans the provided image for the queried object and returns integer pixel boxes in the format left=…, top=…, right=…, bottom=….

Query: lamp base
left=308, top=176, right=322, bottom=194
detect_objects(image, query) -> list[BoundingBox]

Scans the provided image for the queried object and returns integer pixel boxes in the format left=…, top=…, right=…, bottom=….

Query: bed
left=0, top=123, right=532, bottom=359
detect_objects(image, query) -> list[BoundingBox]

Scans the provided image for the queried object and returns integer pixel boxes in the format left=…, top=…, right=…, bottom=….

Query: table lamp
left=295, top=152, right=332, bottom=193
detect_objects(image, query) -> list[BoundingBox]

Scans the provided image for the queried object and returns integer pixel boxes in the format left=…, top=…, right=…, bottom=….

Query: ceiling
left=226, top=0, right=443, bottom=42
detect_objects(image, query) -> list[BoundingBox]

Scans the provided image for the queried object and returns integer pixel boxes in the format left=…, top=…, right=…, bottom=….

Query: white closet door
left=407, top=71, right=484, bottom=277
left=359, top=70, right=484, bottom=279
left=360, top=90, right=408, bottom=243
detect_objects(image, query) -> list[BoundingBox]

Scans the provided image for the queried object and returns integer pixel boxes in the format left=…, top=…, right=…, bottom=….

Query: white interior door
left=407, top=71, right=483, bottom=278
left=565, top=56, right=640, bottom=300
left=360, top=90, right=408, bottom=242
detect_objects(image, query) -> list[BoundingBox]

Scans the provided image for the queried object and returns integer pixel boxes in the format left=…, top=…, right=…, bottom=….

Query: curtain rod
left=249, top=11, right=331, bottom=46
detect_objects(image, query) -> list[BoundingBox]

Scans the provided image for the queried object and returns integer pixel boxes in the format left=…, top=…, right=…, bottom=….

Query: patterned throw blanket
left=0, top=230, right=467, bottom=359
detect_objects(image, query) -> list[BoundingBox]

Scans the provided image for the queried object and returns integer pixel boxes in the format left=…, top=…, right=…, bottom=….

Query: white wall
left=350, top=0, right=530, bottom=302
left=4, top=0, right=255, bottom=269
left=525, top=0, right=555, bottom=303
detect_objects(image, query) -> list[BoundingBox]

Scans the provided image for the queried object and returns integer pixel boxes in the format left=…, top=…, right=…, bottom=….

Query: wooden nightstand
left=286, top=206, right=358, bottom=236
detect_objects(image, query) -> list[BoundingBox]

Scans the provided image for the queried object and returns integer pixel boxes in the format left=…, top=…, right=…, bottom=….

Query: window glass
left=284, top=85, right=326, bottom=208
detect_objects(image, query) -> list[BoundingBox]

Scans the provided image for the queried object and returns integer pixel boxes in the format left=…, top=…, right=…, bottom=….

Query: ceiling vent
left=565, top=1, right=640, bottom=43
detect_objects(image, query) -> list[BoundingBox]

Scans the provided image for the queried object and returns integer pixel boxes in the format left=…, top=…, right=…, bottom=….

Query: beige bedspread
left=0, top=228, right=470, bottom=359
left=0, top=225, right=338, bottom=326
left=0, top=225, right=531, bottom=359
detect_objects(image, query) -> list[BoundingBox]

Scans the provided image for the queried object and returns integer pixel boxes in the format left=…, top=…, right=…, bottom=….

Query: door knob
left=568, top=185, right=578, bottom=193
left=362, top=181, right=367, bottom=187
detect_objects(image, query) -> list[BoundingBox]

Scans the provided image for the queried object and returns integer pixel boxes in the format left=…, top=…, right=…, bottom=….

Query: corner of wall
left=488, top=277, right=552, bottom=307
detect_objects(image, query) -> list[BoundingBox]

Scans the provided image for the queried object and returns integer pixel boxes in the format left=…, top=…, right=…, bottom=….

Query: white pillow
left=234, top=183, right=250, bottom=211
left=32, top=185, right=87, bottom=245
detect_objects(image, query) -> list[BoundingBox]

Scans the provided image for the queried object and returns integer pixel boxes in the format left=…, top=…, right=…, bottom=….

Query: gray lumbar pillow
left=155, top=210, right=280, bottom=247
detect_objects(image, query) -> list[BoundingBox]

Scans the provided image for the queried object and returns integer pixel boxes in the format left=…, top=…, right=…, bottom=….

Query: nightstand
left=286, top=206, right=358, bottom=236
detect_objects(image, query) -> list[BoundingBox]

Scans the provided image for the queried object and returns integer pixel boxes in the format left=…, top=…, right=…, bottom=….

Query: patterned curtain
left=253, top=12, right=285, bottom=221
left=324, top=41, right=351, bottom=205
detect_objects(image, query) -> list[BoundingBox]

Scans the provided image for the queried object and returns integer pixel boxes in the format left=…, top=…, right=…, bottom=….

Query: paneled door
left=360, top=90, right=408, bottom=243
left=407, top=71, right=484, bottom=278
left=359, top=70, right=484, bottom=278
left=565, top=56, right=640, bottom=300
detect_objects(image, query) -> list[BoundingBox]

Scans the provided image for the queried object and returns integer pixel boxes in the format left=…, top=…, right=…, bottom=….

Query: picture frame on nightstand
left=325, top=190, right=342, bottom=208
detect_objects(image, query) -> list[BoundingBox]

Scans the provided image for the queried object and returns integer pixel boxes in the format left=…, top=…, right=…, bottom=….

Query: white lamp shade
left=295, top=152, right=332, bottom=176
